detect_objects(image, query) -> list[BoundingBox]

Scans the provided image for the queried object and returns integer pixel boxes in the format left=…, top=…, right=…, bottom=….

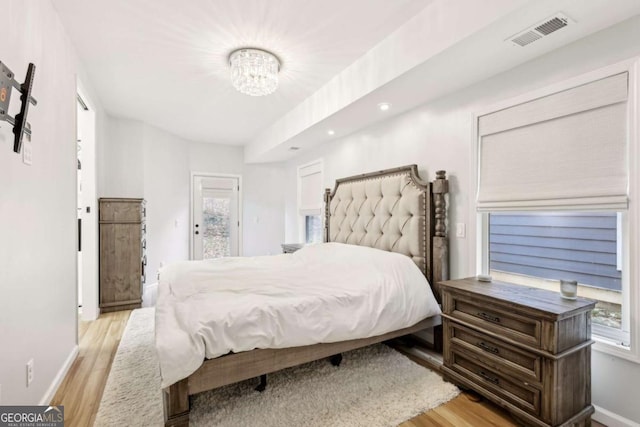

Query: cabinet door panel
left=100, top=223, right=142, bottom=306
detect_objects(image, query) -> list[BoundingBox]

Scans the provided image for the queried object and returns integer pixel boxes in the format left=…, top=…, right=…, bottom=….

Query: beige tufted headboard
left=324, top=165, right=449, bottom=298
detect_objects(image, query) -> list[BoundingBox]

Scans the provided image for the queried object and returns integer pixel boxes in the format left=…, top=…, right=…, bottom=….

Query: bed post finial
left=433, top=171, right=448, bottom=238
left=324, top=188, right=331, bottom=243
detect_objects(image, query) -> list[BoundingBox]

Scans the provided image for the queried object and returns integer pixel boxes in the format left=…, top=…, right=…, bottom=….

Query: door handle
left=478, top=370, right=500, bottom=385
left=476, top=312, right=501, bottom=323
left=477, top=341, right=500, bottom=354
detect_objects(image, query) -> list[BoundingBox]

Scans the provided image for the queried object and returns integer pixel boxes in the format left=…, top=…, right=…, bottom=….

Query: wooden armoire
left=99, top=198, right=146, bottom=312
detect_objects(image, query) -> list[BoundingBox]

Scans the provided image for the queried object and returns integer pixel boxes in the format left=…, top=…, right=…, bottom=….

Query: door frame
left=76, top=79, right=99, bottom=322
left=190, top=172, right=243, bottom=259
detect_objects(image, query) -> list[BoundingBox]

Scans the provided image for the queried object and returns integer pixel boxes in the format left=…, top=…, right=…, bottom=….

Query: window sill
left=592, top=335, right=640, bottom=364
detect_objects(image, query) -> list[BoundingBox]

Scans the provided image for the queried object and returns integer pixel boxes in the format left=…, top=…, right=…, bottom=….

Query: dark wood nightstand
left=438, top=277, right=596, bottom=427
left=281, top=243, right=305, bottom=254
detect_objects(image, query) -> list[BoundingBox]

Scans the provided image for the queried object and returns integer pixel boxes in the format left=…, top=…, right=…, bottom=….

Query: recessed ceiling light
left=378, top=102, right=391, bottom=111
left=327, top=130, right=335, bottom=136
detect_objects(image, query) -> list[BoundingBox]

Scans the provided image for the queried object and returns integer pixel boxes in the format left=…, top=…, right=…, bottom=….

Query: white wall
left=101, top=117, right=145, bottom=198
left=283, top=15, right=640, bottom=423
left=101, top=118, right=286, bottom=285
left=0, top=0, right=83, bottom=405
left=242, top=164, right=287, bottom=256
left=141, top=123, right=192, bottom=284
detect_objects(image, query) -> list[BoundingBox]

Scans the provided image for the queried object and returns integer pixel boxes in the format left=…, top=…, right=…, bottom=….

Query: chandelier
left=229, top=48, right=280, bottom=96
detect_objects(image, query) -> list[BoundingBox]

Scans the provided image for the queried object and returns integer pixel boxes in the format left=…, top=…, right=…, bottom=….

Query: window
left=304, top=215, right=323, bottom=244
left=488, top=212, right=628, bottom=345
left=297, top=159, right=323, bottom=243
left=475, top=62, right=639, bottom=359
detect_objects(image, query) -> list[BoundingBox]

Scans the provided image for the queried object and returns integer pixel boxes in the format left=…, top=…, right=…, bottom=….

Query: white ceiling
left=53, top=0, right=430, bottom=145
left=55, top=0, right=640, bottom=163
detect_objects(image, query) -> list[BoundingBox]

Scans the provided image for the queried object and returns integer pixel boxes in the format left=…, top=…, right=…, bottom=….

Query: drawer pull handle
left=477, top=312, right=500, bottom=323
left=477, top=341, right=500, bottom=354
left=478, top=370, right=500, bottom=385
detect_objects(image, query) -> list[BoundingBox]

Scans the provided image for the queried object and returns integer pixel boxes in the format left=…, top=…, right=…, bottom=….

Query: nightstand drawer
left=450, top=349, right=541, bottom=416
left=444, top=292, right=541, bottom=348
left=447, top=321, right=541, bottom=383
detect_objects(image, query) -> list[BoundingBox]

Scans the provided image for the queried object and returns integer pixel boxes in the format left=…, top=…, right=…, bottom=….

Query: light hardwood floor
left=51, top=310, right=603, bottom=427
left=51, top=310, right=130, bottom=427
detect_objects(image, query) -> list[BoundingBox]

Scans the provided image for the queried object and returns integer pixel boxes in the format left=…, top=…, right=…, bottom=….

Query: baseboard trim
left=593, top=404, right=640, bottom=427
left=40, top=345, right=79, bottom=405
left=81, top=306, right=100, bottom=322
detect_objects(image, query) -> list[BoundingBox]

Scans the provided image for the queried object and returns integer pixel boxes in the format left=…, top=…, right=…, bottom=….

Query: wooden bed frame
left=163, top=165, right=449, bottom=427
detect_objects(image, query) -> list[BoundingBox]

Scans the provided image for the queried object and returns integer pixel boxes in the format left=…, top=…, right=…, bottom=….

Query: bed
left=159, top=165, right=449, bottom=427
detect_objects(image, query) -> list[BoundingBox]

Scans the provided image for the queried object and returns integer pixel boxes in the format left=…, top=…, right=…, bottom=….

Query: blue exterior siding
left=489, top=213, right=621, bottom=291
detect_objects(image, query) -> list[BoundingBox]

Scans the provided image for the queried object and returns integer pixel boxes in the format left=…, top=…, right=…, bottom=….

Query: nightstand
left=281, top=243, right=305, bottom=254
left=438, top=277, right=596, bottom=427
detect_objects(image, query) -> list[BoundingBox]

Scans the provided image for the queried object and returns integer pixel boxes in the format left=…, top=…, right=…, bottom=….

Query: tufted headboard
left=323, top=165, right=449, bottom=297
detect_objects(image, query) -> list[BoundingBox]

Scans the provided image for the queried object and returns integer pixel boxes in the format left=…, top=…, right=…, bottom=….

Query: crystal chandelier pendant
left=229, top=48, right=280, bottom=96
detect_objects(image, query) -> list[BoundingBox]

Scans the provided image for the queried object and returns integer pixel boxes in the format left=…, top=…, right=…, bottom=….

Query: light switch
left=455, top=223, right=466, bottom=238
left=22, top=138, right=32, bottom=165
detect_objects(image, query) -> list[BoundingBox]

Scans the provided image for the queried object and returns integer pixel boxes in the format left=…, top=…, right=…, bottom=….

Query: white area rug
left=95, top=308, right=459, bottom=427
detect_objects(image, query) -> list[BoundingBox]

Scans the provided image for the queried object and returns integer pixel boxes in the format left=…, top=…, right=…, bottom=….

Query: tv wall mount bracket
left=0, top=61, right=37, bottom=153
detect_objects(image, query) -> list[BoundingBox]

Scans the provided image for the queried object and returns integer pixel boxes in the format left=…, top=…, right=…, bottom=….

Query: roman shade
left=298, top=160, right=323, bottom=213
left=477, top=72, right=629, bottom=211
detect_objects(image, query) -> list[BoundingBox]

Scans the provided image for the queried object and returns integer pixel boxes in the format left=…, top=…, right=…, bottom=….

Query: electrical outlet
left=455, top=223, right=466, bottom=238
left=26, top=359, right=34, bottom=387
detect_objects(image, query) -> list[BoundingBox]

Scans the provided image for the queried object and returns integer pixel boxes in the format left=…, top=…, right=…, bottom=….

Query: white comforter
left=155, top=242, right=441, bottom=388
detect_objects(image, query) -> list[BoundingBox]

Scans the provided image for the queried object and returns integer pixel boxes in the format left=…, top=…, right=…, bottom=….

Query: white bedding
left=155, top=242, right=441, bottom=388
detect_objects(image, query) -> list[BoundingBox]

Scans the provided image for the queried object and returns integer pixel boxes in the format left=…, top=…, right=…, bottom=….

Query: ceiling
left=55, top=0, right=640, bottom=163
left=53, top=0, right=430, bottom=145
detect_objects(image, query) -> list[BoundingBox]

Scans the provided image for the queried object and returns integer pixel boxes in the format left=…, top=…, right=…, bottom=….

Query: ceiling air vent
left=507, top=13, right=572, bottom=47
